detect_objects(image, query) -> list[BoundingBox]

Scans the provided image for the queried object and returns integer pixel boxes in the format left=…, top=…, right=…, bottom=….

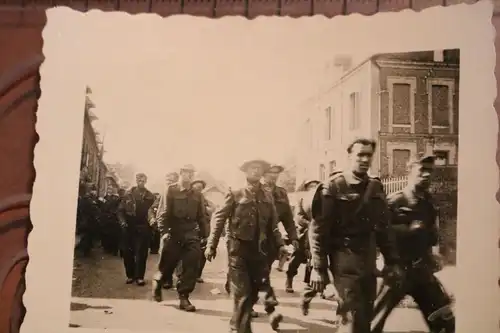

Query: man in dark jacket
left=100, top=186, right=122, bottom=256
left=307, top=138, right=403, bottom=333
left=285, top=179, right=320, bottom=293
left=117, top=173, right=156, bottom=286
left=151, top=165, right=208, bottom=312
left=371, top=155, right=454, bottom=333
left=205, top=159, right=288, bottom=333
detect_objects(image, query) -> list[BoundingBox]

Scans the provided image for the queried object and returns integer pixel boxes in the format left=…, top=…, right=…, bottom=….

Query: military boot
left=179, top=297, right=196, bottom=312
left=151, top=280, right=163, bottom=302
left=269, top=312, right=283, bottom=331
left=285, top=277, right=294, bottom=293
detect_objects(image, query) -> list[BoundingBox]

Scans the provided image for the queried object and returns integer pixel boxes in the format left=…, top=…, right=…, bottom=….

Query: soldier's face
left=106, top=187, right=114, bottom=195
left=166, top=175, right=178, bottom=184
left=136, top=175, right=147, bottom=187
left=192, top=183, right=204, bottom=193
left=349, top=143, right=374, bottom=173
left=410, top=162, right=434, bottom=189
left=246, top=164, right=264, bottom=182
left=263, top=171, right=279, bottom=184
left=180, top=170, right=194, bottom=183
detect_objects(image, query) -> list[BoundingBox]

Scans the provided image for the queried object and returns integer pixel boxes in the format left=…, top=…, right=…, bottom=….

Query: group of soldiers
left=77, top=136, right=456, bottom=333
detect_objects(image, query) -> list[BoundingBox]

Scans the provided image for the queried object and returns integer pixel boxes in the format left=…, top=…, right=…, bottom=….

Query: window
left=433, top=150, right=449, bottom=166
left=388, top=77, right=416, bottom=133
left=349, top=92, right=360, bottom=130
left=324, top=107, right=332, bottom=140
left=427, top=78, right=454, bottom=134
left=319, top=164, right=326, bottom=181
left=392, top=83, right=411, bottom=125
left=329, top=160, right=336, bottom=173
left=392, top=149, right=411, bottom=176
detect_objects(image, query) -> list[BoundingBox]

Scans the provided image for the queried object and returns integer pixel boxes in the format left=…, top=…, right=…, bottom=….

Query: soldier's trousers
left=150, top=228, right=160, bottom=253
left=228, top=238, right=277, bottom=333
left=153, top=233, right=201, bottom=297
left=371, top=270, right=454, bottom=333
left=286, top=239, right=308, bottom=280
left=198, top=242, right=207, bottom=278
left=121, top=224, right=151, bottom=280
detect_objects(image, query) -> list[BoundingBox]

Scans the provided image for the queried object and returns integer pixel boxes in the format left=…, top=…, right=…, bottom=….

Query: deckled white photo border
left=25, top=1, right=499, bottom=333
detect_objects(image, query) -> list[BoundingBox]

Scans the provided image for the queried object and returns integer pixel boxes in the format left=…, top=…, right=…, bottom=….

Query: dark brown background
left=0, top=1, right=497, bottom=332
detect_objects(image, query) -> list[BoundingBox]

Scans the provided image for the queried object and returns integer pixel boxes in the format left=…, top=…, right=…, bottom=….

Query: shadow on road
left=70, top=302, right=112, bottom=312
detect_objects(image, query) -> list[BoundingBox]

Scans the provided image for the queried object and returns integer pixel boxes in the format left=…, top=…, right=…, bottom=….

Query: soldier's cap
left=304, top=179, right=320, bottom=188
left=180, top=164, right=196, bottom=172
left=191, top=179, right=207, bottom=189
left=239, top=159, right=271, bottom=173
left=407, top=154, right=436, bottom=167
left=264, top=164, right=284, bottom=174
left=136, top=172, right=147, bottom=178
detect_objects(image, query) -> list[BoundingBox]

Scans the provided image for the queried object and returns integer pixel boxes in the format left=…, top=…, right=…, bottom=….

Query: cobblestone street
left=70, top=242, right=456, bottom=333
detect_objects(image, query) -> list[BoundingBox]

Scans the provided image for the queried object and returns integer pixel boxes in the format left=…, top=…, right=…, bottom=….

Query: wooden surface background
left=0, top=1, right=498, bottom=333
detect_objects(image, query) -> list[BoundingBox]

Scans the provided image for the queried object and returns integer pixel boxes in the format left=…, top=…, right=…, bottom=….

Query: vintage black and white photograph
left=27, top=3, right=499, bottom=333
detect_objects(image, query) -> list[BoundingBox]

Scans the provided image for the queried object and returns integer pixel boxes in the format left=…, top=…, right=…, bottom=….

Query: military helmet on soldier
left=239, top=159, right=271, bottom=172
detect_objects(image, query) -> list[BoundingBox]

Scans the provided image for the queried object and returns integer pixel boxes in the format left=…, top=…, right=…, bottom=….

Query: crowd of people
left=75, top=136, right=455, bottom=333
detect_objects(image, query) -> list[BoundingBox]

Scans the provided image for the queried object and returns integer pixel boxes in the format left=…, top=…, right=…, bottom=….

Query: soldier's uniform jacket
left=207, top=183, right=285, bottom=255
left=101, top=194, right=121, bottom=220
left=264, top=184, right=298, bottom=242
left=387, top=188, right=439, bottom=265
left=294, top=194, right=315, bottom=250
left=156, top=183, right=209, bottom=239
left=117, top=186, right=155, bottom=224
left=308, top=171, right=400, bottom=273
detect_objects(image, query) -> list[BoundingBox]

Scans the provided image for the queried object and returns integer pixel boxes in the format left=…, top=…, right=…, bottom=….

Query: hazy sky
left=80, top=16, right=366, bottom=185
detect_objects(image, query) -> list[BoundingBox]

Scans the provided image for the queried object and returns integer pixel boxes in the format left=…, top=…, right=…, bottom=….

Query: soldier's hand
left=291, top=240, right=300, bottom=251
left=310, top=269, right=327, bottom=292
left=205, top=248, right=216, bottom=262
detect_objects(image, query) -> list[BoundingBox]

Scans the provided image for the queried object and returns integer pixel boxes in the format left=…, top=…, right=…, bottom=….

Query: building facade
left=296, top=49, right=460, bottom=181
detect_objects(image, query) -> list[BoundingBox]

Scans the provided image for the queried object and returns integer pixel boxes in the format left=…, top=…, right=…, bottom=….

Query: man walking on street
left=151, top=164, right=208, bottom=312
left=307, top=138, right=403, bottom=332
left=262, top=164, right=299, bottom=270
left=117, top=173, right=156, bottom=286
left=371, top=155, right=455, bottom=333
left=285, top=179, right=320, bottom=294
left=190, top=179, right=213, bottom=283
left=153, top=171, right=179, bottom=289
left=205, top=159, right=288, bottom=333
left=100, top=186, right=122, bottom=256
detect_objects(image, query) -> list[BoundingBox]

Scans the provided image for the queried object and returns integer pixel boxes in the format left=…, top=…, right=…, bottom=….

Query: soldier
left=205, top=159, right=287, bottom=333
left=149, top=192, right=162, bottom=254
left=285, top=179, right=320, bottom=294
left=371, top=155, right=455, bottom=333
left=152, top=171, right=180, bottom=289
left=117, top=173, right=156, bottom=286
left=262, top=164, right=299, bottom=270
left=308, top=138, right=403, bottom=333
left=151, top=164, right=208, bottom=312
left=190, top=179, right=212, bottom=283
left=100, top=186, right=122, bottom=256
left=78, top=183, right=101, bottom=257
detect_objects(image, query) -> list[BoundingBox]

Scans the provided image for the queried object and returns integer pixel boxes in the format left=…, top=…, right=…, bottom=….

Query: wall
left=377, top=60, right=460, bottom=177
left=296, top=59, right=378, bottom=181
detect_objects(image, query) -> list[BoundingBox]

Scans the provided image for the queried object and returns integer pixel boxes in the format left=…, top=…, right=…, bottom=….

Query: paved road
left=70, top=242, right=455, bottom=333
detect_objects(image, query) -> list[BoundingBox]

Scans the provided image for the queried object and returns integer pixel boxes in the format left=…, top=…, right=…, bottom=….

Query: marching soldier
left=153, top=171, right=180, bottom=289
left=285, top=179, right=320, bottom=294
left=205, top=159, right=287, bottom=333
left=117, top=173, right=156, bottom=286
left=100, top=186, right=122, bottom=256
left=262, top=164, right=299, bottom=270
left=190, top=179, right=212, bottom=283
left=151, top=164, right=208, bottom=312
left=371, top=155, right=455, bottom=333
left=307, top=138, right=403, bottom=333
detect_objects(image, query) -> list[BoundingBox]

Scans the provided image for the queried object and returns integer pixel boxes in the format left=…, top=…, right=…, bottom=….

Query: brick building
left=296, top=49, right=459, bottom=182
left=295, top=50, right=459, bottom=263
